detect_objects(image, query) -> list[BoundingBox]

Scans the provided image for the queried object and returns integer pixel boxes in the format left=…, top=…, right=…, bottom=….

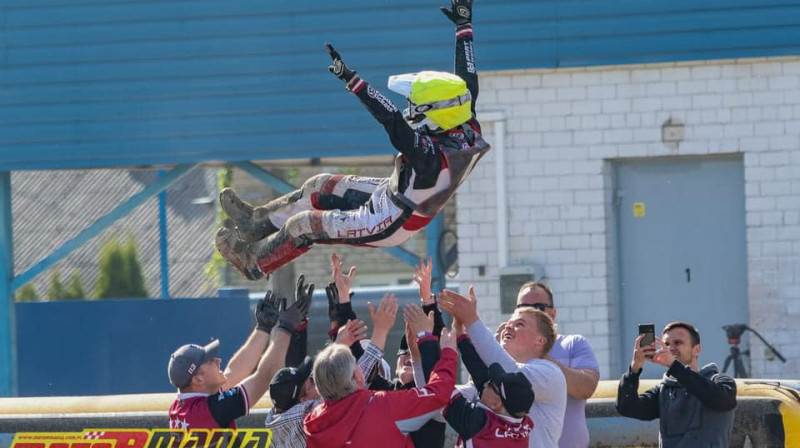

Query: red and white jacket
left=303, top=348, right=457, bottom=448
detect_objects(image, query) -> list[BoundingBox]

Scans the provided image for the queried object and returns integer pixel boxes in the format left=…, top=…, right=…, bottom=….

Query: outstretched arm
left=240, top=329, right=292, bottom=406
left=325, top=43, right=440, bottom=170
left=442, top=0, right=478, bottom=114
left=223, top=290, right=284, bottom=388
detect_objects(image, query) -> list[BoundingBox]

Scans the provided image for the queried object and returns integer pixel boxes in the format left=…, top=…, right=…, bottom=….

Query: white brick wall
left=458, top=57, right=800, bottom=379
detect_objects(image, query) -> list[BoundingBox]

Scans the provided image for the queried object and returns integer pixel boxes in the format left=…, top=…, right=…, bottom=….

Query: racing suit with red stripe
left=222, top=24, right=490, bottom=279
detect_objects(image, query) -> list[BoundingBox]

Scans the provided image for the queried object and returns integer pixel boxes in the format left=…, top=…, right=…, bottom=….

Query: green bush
left=123, top=237, right=147, bottom=297
left=47, top=268, right=70, bottom=301
left=66, top=270, right=87, bottom=300
left=15, top=283, right=39, bottom=302
left=95, top=235, right=148, bottom=299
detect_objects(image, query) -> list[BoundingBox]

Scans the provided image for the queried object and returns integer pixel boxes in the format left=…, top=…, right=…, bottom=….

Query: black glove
left=325, top=43, right=357, bottom=83
left=440, top=0, right=473, bottom=26
left=255, top=290, right=282, bottom=333
left=325, top=282, right=340, bottom=323
left=278, top=275, right=314, bottom=333
left=326, top=282, right=358, bottom=327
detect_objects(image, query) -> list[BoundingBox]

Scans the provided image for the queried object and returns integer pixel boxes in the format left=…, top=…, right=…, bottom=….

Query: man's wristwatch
left=417, top=331, right=431, bottom=339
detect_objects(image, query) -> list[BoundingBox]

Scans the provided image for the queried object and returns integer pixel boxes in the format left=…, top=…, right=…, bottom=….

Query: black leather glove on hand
left=440, top=0, right=473, bottom=25
left=255, top=290, right=282, bottom=333
left=326, top=282, right=341, bottom=323
left=326, top=282, right=357, bottom=327
left=278, top=275, right=314, bottom=333
left=325, top=43, right=357, bottom=83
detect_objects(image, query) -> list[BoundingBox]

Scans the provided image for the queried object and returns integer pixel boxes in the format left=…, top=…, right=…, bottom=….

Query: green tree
left=204, top=166, right=233, bottom=289
left=66, top=270, right=86, bottom=300
left=15, top=283, right=39, bottom=302
left=47, top=267, right=70, bottom=300
left=123, top=236, right=148, bottom=297
left=95, top=235, right=148, bottom=299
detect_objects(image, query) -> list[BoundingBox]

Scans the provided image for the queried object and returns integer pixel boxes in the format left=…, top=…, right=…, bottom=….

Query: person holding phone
left=616, top=321, right=737, bottom=448
left=515, top=281, right=599, bottom=448
left=638, top=324, right=656, bottom=358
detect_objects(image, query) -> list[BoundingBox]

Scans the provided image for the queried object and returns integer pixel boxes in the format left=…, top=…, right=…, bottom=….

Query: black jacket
left=616, top=361, right=737, bottom=448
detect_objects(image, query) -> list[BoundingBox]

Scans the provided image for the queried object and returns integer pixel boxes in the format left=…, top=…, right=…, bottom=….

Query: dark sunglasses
left=516, top=303, right=554, bottom=312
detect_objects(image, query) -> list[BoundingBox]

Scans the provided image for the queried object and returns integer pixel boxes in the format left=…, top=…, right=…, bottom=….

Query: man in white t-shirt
left=516, top=282, right=599, bottom=448
left=440, top=287, right=567, bottom=448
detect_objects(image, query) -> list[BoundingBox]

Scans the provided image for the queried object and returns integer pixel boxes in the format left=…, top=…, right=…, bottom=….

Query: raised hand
left=368, top=293, right=398, bottom=351
left=331, top=253, right=356, bottom=304
left=278, top=275, right=314, bottom=333
left=453, top=315, right=466, bottom=337
left=438, top=286, right=479, bottom=326
left=335, top=319, right=369, bottom=347
left=413, top=257, right=434, bottom=305
left=630, top=334, right=657, bottom=372
left=254, top=290, right=282, bottom=333
left=439, top=325, right=457, bottom=352
left=325, top=43, right=357, bottom=82
left=404, top=304, right=434, bottom=335
left=650, top=338, right=677, bottom=368
left=369, top=293, right=399, bottom=333
left=404, top=322, right=422, bottom=362
left=440, top=0, right=473, bottom=26
left=325, top=282, right=340, bottom=324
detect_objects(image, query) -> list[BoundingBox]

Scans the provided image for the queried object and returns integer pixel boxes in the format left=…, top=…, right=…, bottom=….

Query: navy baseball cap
left=269, top=356, right=314, bottom=412
left=167, top=339, right=220, bottom=389
left=487, top=362, right=535, bottom=418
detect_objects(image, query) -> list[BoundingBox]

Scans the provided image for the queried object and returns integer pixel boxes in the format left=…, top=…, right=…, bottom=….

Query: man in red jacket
left=303, top=326, right=458, bottom=448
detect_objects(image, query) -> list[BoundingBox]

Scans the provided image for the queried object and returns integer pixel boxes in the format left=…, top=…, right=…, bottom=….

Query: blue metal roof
left=1, top=0, right=799, bottom=170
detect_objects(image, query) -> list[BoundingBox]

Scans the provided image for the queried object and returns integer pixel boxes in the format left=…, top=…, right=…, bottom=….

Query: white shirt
left=466, top=320, right=567, bottom=448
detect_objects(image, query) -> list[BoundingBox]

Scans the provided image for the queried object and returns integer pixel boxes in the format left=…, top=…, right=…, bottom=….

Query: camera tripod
left=722, top=324, right=786, bottom=378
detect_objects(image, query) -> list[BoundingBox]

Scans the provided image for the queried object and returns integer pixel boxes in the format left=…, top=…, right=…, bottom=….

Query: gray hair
left=313, top=344, right=358, bottom=401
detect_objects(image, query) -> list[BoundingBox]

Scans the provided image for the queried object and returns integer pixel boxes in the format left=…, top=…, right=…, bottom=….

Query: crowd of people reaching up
left=166, top=250, right=738, bottom=448
left=167, top=253, right=583, bottom=448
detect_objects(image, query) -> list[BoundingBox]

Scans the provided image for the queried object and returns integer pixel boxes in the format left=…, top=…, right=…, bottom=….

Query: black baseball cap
left=269, top=356, right=314, bottom=411
left=167, top=339, right=220, bottom=389
left=487, top=363, right=535, bottom=418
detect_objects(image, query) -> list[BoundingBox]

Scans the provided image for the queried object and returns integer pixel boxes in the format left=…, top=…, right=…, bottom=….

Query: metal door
left=615, top=156, right=748, bottom=378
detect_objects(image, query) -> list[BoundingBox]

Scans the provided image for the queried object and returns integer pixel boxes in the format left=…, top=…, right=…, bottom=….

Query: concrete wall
left=457, top=56, right=800, bottom=379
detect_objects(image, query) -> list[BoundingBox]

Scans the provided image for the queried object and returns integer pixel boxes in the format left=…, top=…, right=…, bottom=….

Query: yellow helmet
left=387, top=71, right=472, bottom=131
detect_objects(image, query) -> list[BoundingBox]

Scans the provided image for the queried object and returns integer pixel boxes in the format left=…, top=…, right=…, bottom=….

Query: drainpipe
left=480, top=111, right=508, bottom=269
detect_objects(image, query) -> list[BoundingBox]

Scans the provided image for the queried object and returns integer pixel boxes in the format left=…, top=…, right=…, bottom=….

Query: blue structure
left=1, top=0, right=799, bottom=395
left=15, top=297, right=252, bottom=396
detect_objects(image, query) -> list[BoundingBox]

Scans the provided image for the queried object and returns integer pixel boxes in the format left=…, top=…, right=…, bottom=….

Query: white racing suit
left=218, top=24, right=489, bottom=279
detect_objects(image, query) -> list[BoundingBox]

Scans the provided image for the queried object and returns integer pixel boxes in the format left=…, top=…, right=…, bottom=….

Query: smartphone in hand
left=639, top=323, right=656, bottom=358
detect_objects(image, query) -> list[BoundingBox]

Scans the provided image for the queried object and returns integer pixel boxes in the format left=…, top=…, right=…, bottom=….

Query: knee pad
left=284, top=211, right=328, bottom=241
left=301, top=173, right=335, bottom=194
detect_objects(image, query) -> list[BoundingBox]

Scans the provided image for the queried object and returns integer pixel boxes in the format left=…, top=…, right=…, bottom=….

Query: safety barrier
left=0, top=379, right=797, bottom=447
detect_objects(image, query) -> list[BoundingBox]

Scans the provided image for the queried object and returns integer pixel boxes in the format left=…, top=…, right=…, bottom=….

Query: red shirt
left=456, top=409, right=533, bottom=448
left=304, top=348, right=458, bottom=448
left=168, top=385, right=250, bottom=430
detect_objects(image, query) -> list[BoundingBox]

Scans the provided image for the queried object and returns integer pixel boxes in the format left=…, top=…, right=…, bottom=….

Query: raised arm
left=325, top=43, right=420, bottom=158
left=240, top=276, right=313, bottom=399
left=441, top=0, right=478, bottom=114
left=405, top=304, right=440, bottom=384
left=284, top=276, right=315, bottom=368
left=615, top=367, right=661, bottom=421
left=369, top=293, right=399, bottom=351
left=221, top=290, right=282, bottom=388
left=415, top=257, right=446, bottom=338
left=240, top=329, right=292, bottom=407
